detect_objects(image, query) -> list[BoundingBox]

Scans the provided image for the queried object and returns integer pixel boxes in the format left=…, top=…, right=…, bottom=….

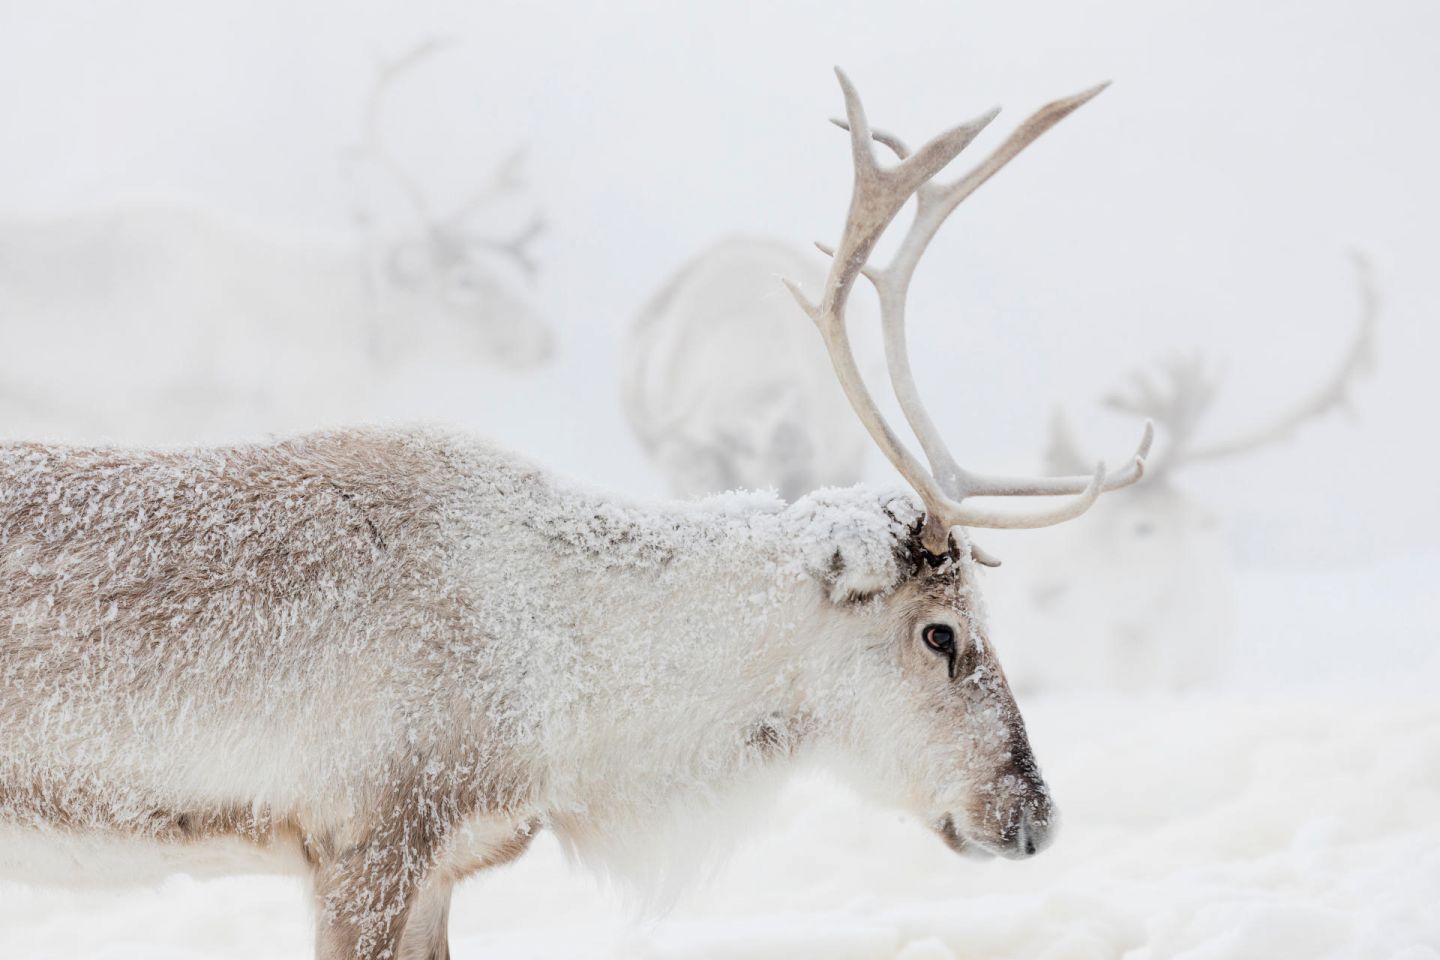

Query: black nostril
left=1013, top=805, right=1052, bottom=858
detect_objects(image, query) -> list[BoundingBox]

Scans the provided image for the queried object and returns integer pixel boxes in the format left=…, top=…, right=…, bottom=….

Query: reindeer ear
left=795, top=491, right=916, bottom=604
left=819, top=547, right=900, bottom=604
left=1043, top=408, right=1091, bottom=477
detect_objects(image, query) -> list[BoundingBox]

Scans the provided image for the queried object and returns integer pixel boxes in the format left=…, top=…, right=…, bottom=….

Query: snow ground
left=2, top=693, right=1435, bottom=959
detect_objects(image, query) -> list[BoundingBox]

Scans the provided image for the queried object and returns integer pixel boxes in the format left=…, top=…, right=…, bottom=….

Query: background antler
left=440, top=146, right=545, bottom=281
left=361, top=39, right=450, bottom=229
left=1180, top=252, right=1377, bottom=464
left=1084, top=252, right=1377, bottom=475
left=1101, top=352, right=1223, bottom=468
left=360, top=39, right=543, bottom=282
left=787, top=70, right=1150, bottom=556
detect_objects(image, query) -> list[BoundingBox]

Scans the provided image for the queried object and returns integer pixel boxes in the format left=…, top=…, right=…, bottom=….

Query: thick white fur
left=0, top=427, right=1048, bottom=955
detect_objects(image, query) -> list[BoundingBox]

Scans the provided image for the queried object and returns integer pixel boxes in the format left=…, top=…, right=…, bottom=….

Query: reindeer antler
left=362, top=39, right=450, bottom=229
left=361, top=40, right=542, bottom=279
left=1100, top=352, right=1223, bottom=468
left=1179, top=252, right=1377, bottom=464
left=787, top=70, right=1151, bottom=556
left=1091, top=253, right=1376, bottom=473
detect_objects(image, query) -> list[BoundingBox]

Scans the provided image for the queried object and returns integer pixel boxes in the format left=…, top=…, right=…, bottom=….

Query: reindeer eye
left=922, top=623, right=956, bottom=655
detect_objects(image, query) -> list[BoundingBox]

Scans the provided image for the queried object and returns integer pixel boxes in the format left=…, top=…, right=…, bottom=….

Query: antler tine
left=830, top=117, right=911, bottom=160
left=1179, top=253, right=1378, bottom=464
left=464, top=216, right=545, bottom=281
left=789, top=71, right=1146, bottom=555
left=803, top=69, right=998, bottom=321
left=850, top=84, right=1148, bottom=510
left=362, top=39, right=449, bottom=229
left=1098, top=353, right=1219, bottom=472
left=1103, top=367, right=1169, bottom=419
left=446, top=146, right=531, bottom=227
left=952, top=421, right=1153, bottom=498
left=865, top=82, right=1149, bottom=506
left=786, top=71, right=1003, bottom=554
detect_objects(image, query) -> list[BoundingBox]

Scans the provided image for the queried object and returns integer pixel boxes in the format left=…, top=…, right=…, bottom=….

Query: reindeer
left=0, top=40, right=547, bottom=446
left=622, top=236, right=870, bottom=500
left=0, top=72, right=1150, bottom=960
left=994, top=256, right=1376, bottom=694
left=347, top=39, right=550, bottom=369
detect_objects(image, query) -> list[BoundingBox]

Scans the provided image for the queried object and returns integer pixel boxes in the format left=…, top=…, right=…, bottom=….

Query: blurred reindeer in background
left=347, top=39, right=550, bottom=369
left=0, top=39, right=547, bottom=446
left=994, top=255, right=1377, bottom=695
left=623, top=237, right=869, bottom=500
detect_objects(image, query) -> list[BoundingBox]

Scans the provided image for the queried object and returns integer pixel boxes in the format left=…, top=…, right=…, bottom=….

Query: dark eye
left=922, top=623, right=956, bottom=655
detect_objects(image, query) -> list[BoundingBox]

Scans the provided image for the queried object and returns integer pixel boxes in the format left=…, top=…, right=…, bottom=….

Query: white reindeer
left=994, top=257, right=1377, bottom=694
left=622, top=236, right=870, bottom=500
left=0, top=40, right=548, bottom=446
left=0, top=73, right=1151, bottom=960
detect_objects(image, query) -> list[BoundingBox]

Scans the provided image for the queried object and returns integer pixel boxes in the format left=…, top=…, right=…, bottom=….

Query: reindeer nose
left=1011, top=802, right=1058, bottom=859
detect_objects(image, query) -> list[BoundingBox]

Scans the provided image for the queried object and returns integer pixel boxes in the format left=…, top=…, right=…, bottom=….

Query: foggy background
left=1, top=1, right=1436, bottom=958
left=4, top=0, right=1435, bottom=561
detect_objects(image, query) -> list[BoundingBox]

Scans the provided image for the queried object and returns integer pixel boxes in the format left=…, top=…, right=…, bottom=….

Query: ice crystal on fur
left=0, top=426, right=1052, bottom=957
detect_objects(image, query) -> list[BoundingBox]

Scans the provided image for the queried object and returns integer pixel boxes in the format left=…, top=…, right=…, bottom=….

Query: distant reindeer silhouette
left=622, top=236, right=869, bottom=500
left=995, top=255, right=1377, bottom=694
left=347, top=38, right=550, bottom=368
left=0, top=39, right=548, bottom=445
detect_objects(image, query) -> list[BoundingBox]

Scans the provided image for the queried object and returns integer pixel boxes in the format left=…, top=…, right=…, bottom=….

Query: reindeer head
left=1014, top=257, right=1376, bottom=692
left=779, top=72, right=1151, bottom=857
left=355, top=41, right=553, bottom=368
left=806, top=518, right=1056, bottom=859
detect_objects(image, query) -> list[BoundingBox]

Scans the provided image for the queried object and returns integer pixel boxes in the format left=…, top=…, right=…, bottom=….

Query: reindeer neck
left=445, top=456, right=916, bottom=824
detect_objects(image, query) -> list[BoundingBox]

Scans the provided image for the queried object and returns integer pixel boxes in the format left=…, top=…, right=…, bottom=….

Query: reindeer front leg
left=312, top=834, right=432, bottom=960
left=388, top=817, right=543, bottom=960
left=395, top=879, right=453, bottom=960
left=392, top=817, right=543, bottom=960
left=311, top=786, right=455, bottom=960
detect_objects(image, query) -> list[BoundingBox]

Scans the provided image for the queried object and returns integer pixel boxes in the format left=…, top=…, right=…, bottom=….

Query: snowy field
left=2, top=1, right=1439, bottom=958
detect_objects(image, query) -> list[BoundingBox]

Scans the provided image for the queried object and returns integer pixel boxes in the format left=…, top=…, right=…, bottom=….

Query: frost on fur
left=1, top=426, right=1054, bottom=957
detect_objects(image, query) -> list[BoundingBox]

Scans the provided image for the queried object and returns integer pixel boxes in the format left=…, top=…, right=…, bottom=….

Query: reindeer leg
left=396, top=880, right=452, bottom=960
left=391, top=819, right=541, bottom=960
left=311, top=826, right=442, bottom=960
left=311, top=840, right=421, bottom=960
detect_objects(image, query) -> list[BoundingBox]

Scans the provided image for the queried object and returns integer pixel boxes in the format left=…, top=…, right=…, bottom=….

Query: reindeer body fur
left=0, top=426, right=1022, bottom=956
